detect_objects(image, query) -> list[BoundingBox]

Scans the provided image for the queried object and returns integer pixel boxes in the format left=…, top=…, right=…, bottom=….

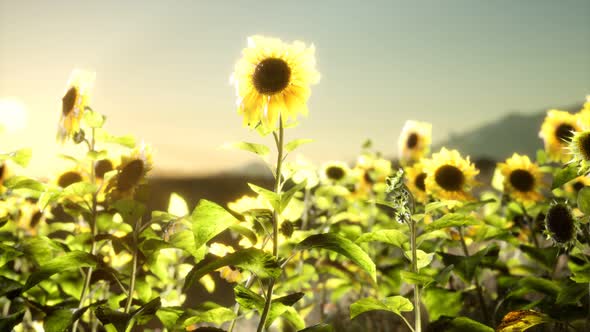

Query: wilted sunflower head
left=545, top=203, right=576, bottom=244
left=320, top=161, right=350, bottom=184
left=57, top=69, right=95, bottom=143
left=108, top=145, right=153, bottom=199
left=567, top=130, right=590, bottom=174
left=497, top=153, right=544, bottom=204
left=56, top=169, right=85, bottom=188
left=398, top=120, right=432, bottom=164
left=423, top=148, right=479, bottom=201
left=404, top=162, right=428, bottom=204
left=539, top=110, right=581, bottom=163
left=231, top=36, right=320, bottom=135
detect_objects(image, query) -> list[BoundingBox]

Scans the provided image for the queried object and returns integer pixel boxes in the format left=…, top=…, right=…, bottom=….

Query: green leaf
left=506, top=277, right=561, bottom=299
left=0, top=276, right=22, bottom=297
left=96, top=130, right=136, bottom=148
left=44, top=309, right=79, bottom=332
left=1, top=148, right=33, bottom=167
left=556, top=281, right=587, bottom=305
left=62, top=182, right=97, bottom=197
left=4, top=176, right=45, bottom=191
left=496, top=310, right=552, bottom=332
left=83, top=109, right=106, bottom=128
left=422, top=287, right=462, bottom=321
left=190, top=199, right=239, bottom=250
left=183, top=307, right=236, bottom=327
left=282, top=307, right=305, bottom=330
left=23, top=251, right=97, bottom=291
left=234, top=284, right=264, bottom=310
left=404, top=250, right=434, bottom=270
left=296, top=233, right=376, bottom=282
left=234, top=286, right=304, bottom=328
left=285, top=138, right=313, bottom=153
left=552, top=164, right=579, bottom=190
left=183, top=248, right=280, bottom=291
left=429, top=316, right=493, bottom=332
left=298, top=324, right=334, bottom=332
left=519, top=245, right=559, bottom=272
left=355, top=229, right=408, bottom=249
left=225, top=141, right=270, bottom=158
left=578, top=187, right=590, bottom=215
left=280, top=180, right=306, bottom=212
left=350, top=296, right=413, bottom=319
left=248, top=183, right=279, bottom=211
left=155, top=307, right=184, bottom=331
left=424, top=213, right=478, bottom=232
left=0, top=310, right=25, bottom=331
left=439, top=245, right=499, bottom=282
left=229, top=224, right=257, bottom=246
left=0, top=243, right=23, bottom=267
left=399, top=270, right=434, bottom=285
left=113, top=199, right=146, bottom=224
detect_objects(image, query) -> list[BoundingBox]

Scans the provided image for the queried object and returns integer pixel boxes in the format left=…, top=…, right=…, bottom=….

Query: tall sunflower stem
left=409, top=219, right=421, bottom=332
left=72, top=127, right=98, bottom=332
left=257, top=117, right=284, bottom=332
left=458, top=227, right=490, bottom=325
left=125, top=218, right=141, bottom=314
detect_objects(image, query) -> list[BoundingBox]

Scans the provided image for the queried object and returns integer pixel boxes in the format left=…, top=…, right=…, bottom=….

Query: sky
left=1, top=0, right=589, bottom=177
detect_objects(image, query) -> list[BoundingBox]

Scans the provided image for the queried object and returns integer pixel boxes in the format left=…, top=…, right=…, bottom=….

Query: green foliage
left=23, top=251, right=98, bottom=291
left=350, top=296, right=413, bottom=319
left=190, top=199, right=239, bottom=249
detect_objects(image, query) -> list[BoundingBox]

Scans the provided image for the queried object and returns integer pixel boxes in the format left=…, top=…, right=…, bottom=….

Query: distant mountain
left=434, top=104, right=583, bottom=162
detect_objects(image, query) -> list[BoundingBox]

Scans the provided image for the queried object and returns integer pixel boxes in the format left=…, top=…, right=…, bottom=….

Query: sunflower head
left=539, top=110, right=582, bottom=163
left=564, top=175, right=590, bottom=194
left=497, top=153, right=544, bottom=204
left=56, top=169, right=86, bottom=188
left=231, top=36, right=320, bottom=135
left=94, top=159, right=115, bottom=180
left=353, top=154, right=392, bottom=195
left=404, top=162, right=428, bottom=204
left=320, top=161, right=350, bottom=184
left=545, top=203, right=576, bottom=244
left=108, top=145, right=153, bottom=200
left=398, top=120, right=432, bottom=164
left=423, top=148, right=479, bottom=201
left=567, top=130, right=590, bottom=174
left=57, top=69, right=96, bottom=143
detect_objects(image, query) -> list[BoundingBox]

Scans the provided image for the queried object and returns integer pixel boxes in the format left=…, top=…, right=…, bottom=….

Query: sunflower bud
left=545, top=203, right=575, bottom=243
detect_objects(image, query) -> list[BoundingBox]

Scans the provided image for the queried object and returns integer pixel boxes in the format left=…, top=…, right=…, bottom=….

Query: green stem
left=458, top=227, right=490, bottom=325
left=409, top=219, right=421, bottom=332
left=257, top=117, right=284, bottom=332
left=72, top=128, right=98, bottom=332
left=125, top=218, right=141, bottom=313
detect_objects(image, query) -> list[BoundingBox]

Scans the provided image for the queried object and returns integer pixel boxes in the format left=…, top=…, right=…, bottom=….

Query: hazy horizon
left=1, top=1, right=589, bottom=177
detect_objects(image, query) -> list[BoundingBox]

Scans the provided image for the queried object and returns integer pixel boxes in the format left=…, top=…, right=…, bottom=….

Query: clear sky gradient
left=1, top=1, right=589, bottom=176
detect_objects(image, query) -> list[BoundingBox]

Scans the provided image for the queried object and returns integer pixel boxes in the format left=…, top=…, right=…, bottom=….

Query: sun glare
left=0, top=98, right=28, bottom=133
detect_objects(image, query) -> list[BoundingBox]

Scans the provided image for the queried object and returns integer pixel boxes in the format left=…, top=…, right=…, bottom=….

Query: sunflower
left=320, top=161, right=350, bottom=185
left=423, top=148, right=479, bottom=201
left=545, top=203, right=576, bottom=244
left=353, top=154, right=392, bottom=195
left=564, top=175, right=590, bottom=194
left=231, top=36, right=320, bottom=134
left=107, top=144, right=153, bottom=200
left=496, top=154, right=544, bottom=204
left=57, top=69, right=96, bottom=142
left=55, top=169, right=86, bottom=188
left=404, top=162, right=428, bottom=203
left=567, top=130, right=590, bottom=174
left=539, top=110, right=581, bottom=163
left=398, top=120, right=432, bottom=164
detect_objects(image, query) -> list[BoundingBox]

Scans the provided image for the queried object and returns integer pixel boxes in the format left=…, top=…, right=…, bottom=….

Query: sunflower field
left=2, top=35, right=590, bottom=332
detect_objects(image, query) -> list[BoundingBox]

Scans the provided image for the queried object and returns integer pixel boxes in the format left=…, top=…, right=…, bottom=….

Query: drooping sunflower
left=57, top=69, right=96, bottom=142
left=423, top=148, right=479, bottom=201
left=398, top=120, right=432, bottom=165
left=55, top=169, right=87, bottom=188
left=545, top=203, right=576, bottom=244
left=231, top=36, right=320, bottom=134
left=404, top=162, right=428, bottom=203
left=107, top=145, right=153, bottom=200
left=539, top=110, right=581, bottom=163
left=320, top=161, right=350, bottom=185
left=94, top=158, right=116, bottom=180
left=496, top=153, right=544, bottom=204
left=567, top=130, right=590, bottom=174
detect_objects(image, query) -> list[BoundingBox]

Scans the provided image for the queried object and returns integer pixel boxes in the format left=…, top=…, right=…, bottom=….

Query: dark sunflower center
left=555, top=124, right=575, bottom=144
left=545, top=204, right=574, bottom=243
left=326, top=166, right=345, bottom=181
left=252, top=58, right=291, bottom=94
left=509, top=169, right=535, bottom=192
left=573, top=181, right=585, bottom=192
left=62, top=87, right=78, bottom=116
left=58, top=171, right=83, bottom=188
left=364, top=168, right=375, bottom=184
left=406, top=133, right=419, bottom=149
left=117, top=159, right=144, bottom=191
left=415, top=173, right=427, bottom=191
left=434, top=165, right=464, bottom=191
left=95, top=159, right=114, bottom=179
left=579, top=133, right=590, bottom=160
left=0, top=164, right=5, bottom=180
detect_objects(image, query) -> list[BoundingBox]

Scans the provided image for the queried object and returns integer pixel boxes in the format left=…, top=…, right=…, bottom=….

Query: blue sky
left=1, top=0, right=589, bottom=176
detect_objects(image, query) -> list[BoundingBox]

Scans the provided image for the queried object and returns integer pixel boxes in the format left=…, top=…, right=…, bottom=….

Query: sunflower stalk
left=125, top=217, right=141, bottom=313
left=72, top=127, right=98, bottom=332
left=257, top=117, right=284, bottom=332
left=458, top=226, right=490, bottom=324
